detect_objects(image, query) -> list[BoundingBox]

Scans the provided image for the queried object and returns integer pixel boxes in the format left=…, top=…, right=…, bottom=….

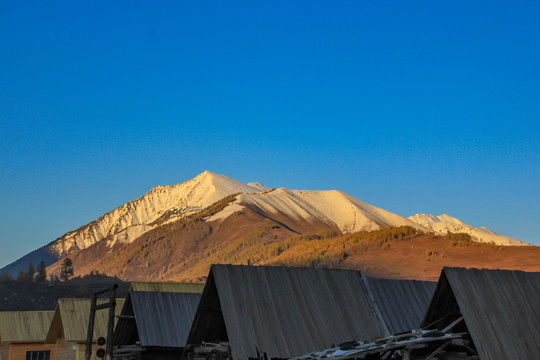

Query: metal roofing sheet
left=189, top=265, right=387, bottom=360
left=130, top=281, right=204, bottom=293
left=0, top=311, right=54, bottom=342
left=130, top=291, right=201, bottom=348
left=424, top=267, right=540, bottom=360
left=366, top=276, right=436, bottom=334
left=46, top=298, right=125, bottom=343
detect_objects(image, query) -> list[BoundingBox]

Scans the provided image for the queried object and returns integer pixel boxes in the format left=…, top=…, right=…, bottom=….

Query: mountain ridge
left=0, top=171, right=532, bottom=277
left=408, top=213, right=527, bottom=246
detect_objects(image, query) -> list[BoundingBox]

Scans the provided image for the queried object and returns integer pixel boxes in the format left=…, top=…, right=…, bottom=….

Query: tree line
left=0, top=257, right=74, bottom=282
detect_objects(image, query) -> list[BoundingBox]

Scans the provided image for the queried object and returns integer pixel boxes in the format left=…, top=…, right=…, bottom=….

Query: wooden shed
left=44, top=298, right=124, bottom=360
left=365, top=276, right=436, bottom=334
left=422, top=267, right=540, bottom=360
left=129, top=281, right=204, bottom=293
left=186, top=265, right=389, bottom=360
left=114, top=290, right=201, bottom=359
left=0, top=311, right=56, bottom=360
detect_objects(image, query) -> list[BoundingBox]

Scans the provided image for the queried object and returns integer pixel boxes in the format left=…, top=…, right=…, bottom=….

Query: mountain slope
left=408, top=214, right=529, bottom=246
left=1, top=171, right=532, bottom=277
left=210, top=188, right=429, bottom=234
left=1, top=171, right=263, bottom=275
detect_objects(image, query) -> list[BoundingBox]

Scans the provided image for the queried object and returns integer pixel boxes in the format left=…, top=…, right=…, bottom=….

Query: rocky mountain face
left=0, top=171, right=531, bottom=278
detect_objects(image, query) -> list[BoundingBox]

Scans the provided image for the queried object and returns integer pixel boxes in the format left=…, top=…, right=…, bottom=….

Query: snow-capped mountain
left=50, top=171, right=262, bottom=256
left=0, top=171, right=530, bottom=276
left=50, top=170, right=432, bottom=257
left=408, top=214, right=529, bottom=246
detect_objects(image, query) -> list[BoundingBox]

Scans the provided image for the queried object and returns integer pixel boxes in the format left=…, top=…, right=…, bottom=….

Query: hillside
left=2, top=171, right=534, bottom=280
left=48, top=211, right=540, bottom=282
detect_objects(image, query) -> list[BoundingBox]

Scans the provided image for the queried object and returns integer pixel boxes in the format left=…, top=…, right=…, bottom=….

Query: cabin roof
left=187, top=265, right=388, bottom=360
left=0, top=311, right=54, bottom=342
left=130, top=281, right=204, bottom=293
left=115, top=291, right=200, bottom=348
left=366, top=276, right=436, bottom=334
left=422, top=267, right=540, bottom=360
left=45, top=298, right=124, bottom=344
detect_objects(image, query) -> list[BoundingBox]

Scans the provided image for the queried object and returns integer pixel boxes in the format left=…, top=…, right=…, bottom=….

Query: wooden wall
left=0, top=343, right=9, bottom=360
left=8, top=342, right=56, bottom=360
left=55, top=337, right=75, bottom=360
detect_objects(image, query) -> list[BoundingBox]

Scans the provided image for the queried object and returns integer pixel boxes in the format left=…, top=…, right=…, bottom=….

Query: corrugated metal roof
left=130, top=281, right=204, bottom=293
left=0, top=311, right=54, bottom=342
left=422, top=267, right=540, bottom=360
left=365, top=276, right=436, bottom=334
left=132, top=291, right=200, bottom=347
left=187, top=265, right=387, bottom=360
left=45, top=298, right=125, bottom=343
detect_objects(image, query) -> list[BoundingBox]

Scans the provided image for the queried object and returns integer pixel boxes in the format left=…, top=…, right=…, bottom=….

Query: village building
left=128, top=281, right=204, bottom=293
left=44, top=298, right=124, bottom=360
left=0, top=311, right=56, bottom=360
left=421, top=267, right=540, bottom=360
left=114, top=282, right=203, bottom=360
left=365, top=276, right=436, bottom=334
left=186, top=265, right=393, bottom=360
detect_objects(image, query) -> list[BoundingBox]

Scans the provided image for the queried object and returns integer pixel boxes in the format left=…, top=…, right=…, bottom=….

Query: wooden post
left=106, top=284, right=118, bottom=360
left=85, top=294, right=97, bottom=360
left=402, top=349, right=410, bottom=360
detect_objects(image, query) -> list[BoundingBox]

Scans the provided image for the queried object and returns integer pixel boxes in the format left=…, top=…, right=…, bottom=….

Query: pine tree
left=17, top=270, right=26, bottom=281
left=35, top=261, right=47, bottom=282
left=26, top=262, right=36, bottom=281
left=60, top=257, right=74, bottom=282
left=0, top=272, right=14, bottom=281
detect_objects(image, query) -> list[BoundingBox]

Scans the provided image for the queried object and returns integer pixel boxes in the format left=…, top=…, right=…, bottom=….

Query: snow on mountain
left=408, top=214, right=530, bottom=246
left=1, top=171, right=531, bottom=276
left=208, top=188, right=431, bottom=234
left=50, top=171, right=262, bottom=256
left=247, top=182, right=272, bottom=192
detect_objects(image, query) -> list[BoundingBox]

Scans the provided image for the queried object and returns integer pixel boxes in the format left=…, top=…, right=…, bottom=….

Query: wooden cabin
left=114, top=290, right=201, bottom=359
left=422, top=267, right=540, bottom=360
left=186, top=265, right=390, bottom=360
left=0, top=311, right=56, bottom=360
left=44, top=298, right=124, bottom=360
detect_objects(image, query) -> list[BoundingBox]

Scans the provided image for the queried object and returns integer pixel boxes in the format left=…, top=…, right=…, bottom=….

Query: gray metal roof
left=187, top=265, right=387, bottom=360
left=115, top=291, right=200, bottom=348
left=365, top=276, right=436, bottom=334
left=422, top=267, right=540, bottom=360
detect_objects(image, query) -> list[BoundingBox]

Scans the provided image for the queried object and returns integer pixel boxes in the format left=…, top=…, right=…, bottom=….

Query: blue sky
left=1, top=1, right=539, bottom=267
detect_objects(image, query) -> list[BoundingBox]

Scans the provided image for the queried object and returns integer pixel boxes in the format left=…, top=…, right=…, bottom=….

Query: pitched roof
left=0, top=311, right=54, bottom=342
left=45, top=298, right=125, bottom=344
left=422, top=267, right=540, bottom=360
left=115, top=291, right=201, bottom=348
left=187, top=265, right=387, bottom=360
left=365, top=276, right=436, bottom=334
left=130, top=281, right=204, bottom=293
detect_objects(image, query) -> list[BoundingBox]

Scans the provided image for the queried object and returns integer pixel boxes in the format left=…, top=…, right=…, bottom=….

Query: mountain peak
left=187, top=171, right=262, bottom=195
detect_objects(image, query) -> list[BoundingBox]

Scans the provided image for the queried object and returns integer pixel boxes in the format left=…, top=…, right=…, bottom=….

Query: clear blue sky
left=1, top=1, right=539, bottom=267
